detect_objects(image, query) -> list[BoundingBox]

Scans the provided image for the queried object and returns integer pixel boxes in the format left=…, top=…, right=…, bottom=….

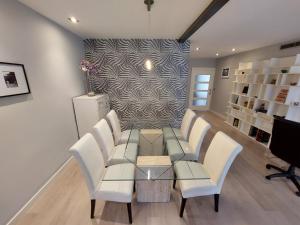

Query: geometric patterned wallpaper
left=84, top=39, right=190, bottom=129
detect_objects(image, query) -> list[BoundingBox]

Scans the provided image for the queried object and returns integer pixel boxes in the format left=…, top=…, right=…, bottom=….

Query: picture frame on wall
left=221, top=67, right=230, bottom=79
left=0, top=62, right=30, bottom=98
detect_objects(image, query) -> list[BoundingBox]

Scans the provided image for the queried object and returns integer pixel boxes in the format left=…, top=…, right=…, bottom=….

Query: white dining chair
left=106, top=110, right=139, bottom=145
left=174, top=131, right=243, bottom=217
left=69, top=133, right=135, bottom=223
left=167, top=117, right=211, bottom=162
left=163, top=108, right=196, bottom=142
left=92, top=119, right=138, bottom=166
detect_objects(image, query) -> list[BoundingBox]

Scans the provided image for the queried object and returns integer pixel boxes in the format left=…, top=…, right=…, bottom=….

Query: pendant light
left=144, top=0, right=154, bottom=71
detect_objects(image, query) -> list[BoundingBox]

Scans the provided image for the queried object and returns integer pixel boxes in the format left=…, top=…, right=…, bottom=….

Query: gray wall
left=85, top=39, right=190, bottom=128
left=0, top=1, right=85, bottom=224
left=190, top=58, right=216, bottom=68
left=211, top=43, right=300, bottom=116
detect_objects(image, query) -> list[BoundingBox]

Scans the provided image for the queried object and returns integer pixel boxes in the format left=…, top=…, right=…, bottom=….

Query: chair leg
left=266, top=164, right=286, bottom=173
left=127, top=203, right=133, bottom=224
left=173, top=179, right=176, bottom=189
left=266, top=165, right=300, bottom=197
left=290, top=177, right=300, bottom=197
left=214, top=194, right=219, bottom=212
left=179, top=197, right=187, bottom=217
left=91, top=199, right=96, bottom=218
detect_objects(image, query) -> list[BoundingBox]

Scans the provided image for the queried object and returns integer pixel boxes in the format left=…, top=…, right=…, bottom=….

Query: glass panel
left=196, top=74, right=210, bottom=82
left=193, top=91, right=208, bottom=98
left=194, top=83, right=209, bottom=90
left=101, top=124, right=210, bottom=181
left=193, top=99, right=207, bottom=106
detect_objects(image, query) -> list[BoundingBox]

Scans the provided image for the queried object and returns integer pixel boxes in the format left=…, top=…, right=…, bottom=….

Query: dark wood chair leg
left=214, top=194, right=219, bottom=212
left=127, top=203, right=133, bottom=224
left=179, top=197, right=187, bottom=217
left=91, top=199, right=96, bottom=218
left=173, top=179, right=176, bottom=189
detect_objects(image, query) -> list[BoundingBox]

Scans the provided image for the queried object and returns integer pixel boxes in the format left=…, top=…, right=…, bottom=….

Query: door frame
left=189, top=67, right=215, bottom=111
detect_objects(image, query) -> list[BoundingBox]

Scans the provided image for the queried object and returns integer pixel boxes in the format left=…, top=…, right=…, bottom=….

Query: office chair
left=265, top=116, right=300, bottom=197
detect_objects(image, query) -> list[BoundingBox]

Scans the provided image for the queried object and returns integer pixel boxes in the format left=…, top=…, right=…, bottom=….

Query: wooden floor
left=12, top=112, right=300, bottom=225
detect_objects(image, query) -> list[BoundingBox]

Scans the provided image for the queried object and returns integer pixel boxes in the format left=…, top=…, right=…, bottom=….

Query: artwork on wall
left=221, top=67, right=230, bottom=79
left=84, top=39, right=190, bottom=129
left=0, top=62, right=30, bottom=97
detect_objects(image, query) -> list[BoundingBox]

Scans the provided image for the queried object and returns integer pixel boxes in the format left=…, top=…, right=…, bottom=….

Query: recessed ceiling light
left=68, top=17, right=79, bottom=24
left=216, top=53, right=219, bottom=56
left=232, top=48, right=236, bottom=52
left=196, top=47, right=199, bottom=51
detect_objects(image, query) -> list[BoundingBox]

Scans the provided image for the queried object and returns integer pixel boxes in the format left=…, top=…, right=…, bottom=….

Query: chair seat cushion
left=119, top=129, right=140, bottom=145
left=163, top=127, right=183, bottom=141
left=108, top=143, right=138, bottom=165
left=96, top=163, right=134, bottom=202
left=174, top=161, right=216, bottom=198
left=166, top=139, right=195, bottom=161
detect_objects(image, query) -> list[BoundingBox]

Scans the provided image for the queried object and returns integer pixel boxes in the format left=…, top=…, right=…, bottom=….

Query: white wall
left=211, top=43, right=300, bottom=116
left=0, top=1, right=85, bottom=224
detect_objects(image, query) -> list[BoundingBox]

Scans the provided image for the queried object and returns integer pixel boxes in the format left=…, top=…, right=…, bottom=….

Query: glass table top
left=102, top=124, right=210, bottom=181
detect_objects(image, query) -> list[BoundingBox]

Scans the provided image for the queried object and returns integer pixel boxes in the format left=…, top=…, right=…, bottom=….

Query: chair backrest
left=69, top=133, right=105, bottom=198
left=188, top=117, right=211, bottom=160
left=106, top=110, right=122, bottom=145
left=92, top=119, right=115, bottom=163
left=180, top=108, right=197, bottom=140
left=270, top=116, right=300, bottom=167
left=203, top=131, right=242, bottom=192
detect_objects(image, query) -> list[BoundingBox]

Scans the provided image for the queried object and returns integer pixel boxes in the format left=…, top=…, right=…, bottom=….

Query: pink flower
left=80, top=59, right=96, bottom=73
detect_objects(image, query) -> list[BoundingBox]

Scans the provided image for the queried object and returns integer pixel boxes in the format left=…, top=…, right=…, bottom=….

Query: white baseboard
left=6, top=156, right=73, bottom=225
left=209, top=110, right=226, bottom=120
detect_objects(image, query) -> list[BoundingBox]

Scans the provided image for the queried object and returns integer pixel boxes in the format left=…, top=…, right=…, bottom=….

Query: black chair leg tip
left=266, top=164, right=271, bottom=169
left=265, top=175, right=271, bottom=180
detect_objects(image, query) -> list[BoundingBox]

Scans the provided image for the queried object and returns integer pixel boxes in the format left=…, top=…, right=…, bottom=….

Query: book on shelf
left=275, top=89, right=288, bottom=103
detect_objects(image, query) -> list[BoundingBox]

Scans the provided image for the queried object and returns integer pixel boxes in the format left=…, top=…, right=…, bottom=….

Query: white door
left=189, top=67, right=215, bottom=111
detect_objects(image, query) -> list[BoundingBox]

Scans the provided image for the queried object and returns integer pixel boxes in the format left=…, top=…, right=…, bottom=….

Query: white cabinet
left=73, top=94, right=110, bottom=138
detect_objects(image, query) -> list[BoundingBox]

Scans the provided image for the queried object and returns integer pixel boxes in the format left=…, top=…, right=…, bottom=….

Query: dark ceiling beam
left=178, top=0, right=230, bottom=43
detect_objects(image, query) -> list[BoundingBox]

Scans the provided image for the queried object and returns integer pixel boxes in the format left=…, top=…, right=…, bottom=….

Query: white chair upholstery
left=92, top=119, right=138, bottom=166
left=163, top=108, right=196, bottom=142
left=174, top=131, right=243, bottom=217
left=69, top=133, right=134, bottom=223
left=167, top=117, right=211, bottom=161
left=106, top=110, right=139, bottom=145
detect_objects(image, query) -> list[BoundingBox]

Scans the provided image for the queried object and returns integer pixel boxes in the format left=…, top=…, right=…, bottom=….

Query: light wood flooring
left=11, top=112, right=300, bottom=225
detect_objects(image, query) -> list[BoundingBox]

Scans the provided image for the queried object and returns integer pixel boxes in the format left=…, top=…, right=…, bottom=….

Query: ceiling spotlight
left=68, top=17, right=79, bottom=24
left=216, top=53, right=219, bottom=56
left=232, top=48, right=236, bottom=52
left=196, top=47, right=199, bottom=51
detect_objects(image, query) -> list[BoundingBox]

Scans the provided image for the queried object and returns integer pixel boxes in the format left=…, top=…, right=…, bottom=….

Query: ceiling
left=19, top=0, right=300, bottom=58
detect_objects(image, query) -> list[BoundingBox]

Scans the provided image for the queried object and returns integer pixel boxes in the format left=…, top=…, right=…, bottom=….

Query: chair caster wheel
left=265, top=175, right=271, bottom=180
left=266, top=164, right=271, bottom=169
left=296, top=192, right=300, bottom=197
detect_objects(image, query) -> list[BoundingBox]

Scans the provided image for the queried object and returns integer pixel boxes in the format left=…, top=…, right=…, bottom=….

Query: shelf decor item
left=0, top=62, right=30, bottom=98
left=80, top=59, right=96, bottom=97
left=275, top=89, right=288, bottom=103
left=221, top=68, right=230, bottom=79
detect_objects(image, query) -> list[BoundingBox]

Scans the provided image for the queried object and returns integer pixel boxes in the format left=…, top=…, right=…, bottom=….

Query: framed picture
left=221, top=67, right=230, bottom=79
left=0, top=62, right=30, bottom=98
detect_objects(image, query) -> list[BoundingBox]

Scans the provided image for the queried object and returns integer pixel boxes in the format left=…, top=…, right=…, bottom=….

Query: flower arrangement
left=80, top=59, right=96, bottom=96
left=80, top=59, right=96, bottom=73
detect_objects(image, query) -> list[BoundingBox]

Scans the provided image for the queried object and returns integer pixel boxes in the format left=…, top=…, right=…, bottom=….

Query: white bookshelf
left=226, top=54, right=300, bottom=148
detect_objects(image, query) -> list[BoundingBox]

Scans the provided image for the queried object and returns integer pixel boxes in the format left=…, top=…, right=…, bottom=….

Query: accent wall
left=84, top=39, right=190, bottom=128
